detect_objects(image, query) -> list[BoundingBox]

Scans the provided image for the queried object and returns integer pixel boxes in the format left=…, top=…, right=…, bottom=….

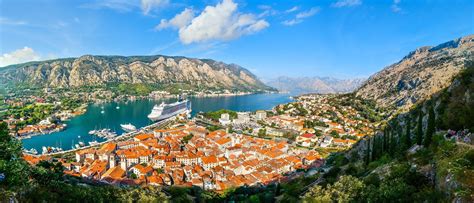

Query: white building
left=255, top=110, right=267, bottom=120
left=320, top=136, right=333, bottom=148
left=234, top=112, right=250, bottom=124
left=219, top=113, right=231, bottom=125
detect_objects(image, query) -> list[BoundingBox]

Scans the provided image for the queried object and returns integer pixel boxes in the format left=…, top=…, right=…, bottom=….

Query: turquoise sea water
left=21, top=93, right=293, bottom=151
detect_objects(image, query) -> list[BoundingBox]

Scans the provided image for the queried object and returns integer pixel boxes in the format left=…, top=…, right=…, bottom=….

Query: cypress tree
left=424, top=105, right=435, bottom=147
left=382, top=128, right=386, bottom=154
left=404, top=115, right=412, bottom=150
left=377, top=136, right=382, bottom=159
left=388, top=129, right=394, bottom=155
left=416, top=110, right=423, bottom=145
left=372, top=136, right=378, bottom=161
left=396, top=122, right=403, bottom=155
left=365, top=138, right=371, bottom=166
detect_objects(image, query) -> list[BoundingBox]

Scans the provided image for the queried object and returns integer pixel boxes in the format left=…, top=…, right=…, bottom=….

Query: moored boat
left=120, top=123, right=136, bottom=132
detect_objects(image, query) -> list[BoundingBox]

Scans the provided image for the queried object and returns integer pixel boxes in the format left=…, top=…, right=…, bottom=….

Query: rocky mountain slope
left=266, top=76, right=365, bottom=94
left=0, top=55, right=272, bottom=91
left=356, top=35, right=474, bottom=110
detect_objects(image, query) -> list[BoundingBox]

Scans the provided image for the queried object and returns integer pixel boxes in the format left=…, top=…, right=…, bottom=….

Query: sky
left=0, top=0, right=473, bottom=79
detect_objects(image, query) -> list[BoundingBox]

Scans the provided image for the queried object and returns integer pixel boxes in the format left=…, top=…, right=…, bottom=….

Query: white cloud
left=141, top=0, right=169, bottom=15
left=282, top=19, right=302, bottom=26
left=0, top=47, right=41, bottom=67
left=285, top=6, right=299, bottom=13
left=156, top=8, right=194, bottom=30
left=81, top=0, right=168, bottom=15
left=391, top=0, right=401, bottom=13
left=282, top=7, right=320, bottom=26
left=331, top=0, right=362, bottom=8
left=81, top=0, right=137, bottom=12
left=161, top=0, right=269, bottom=44
left=258, top=5, right=272, bottom=10
left=296, top=7, right=320, bottom=18
left=257, top=5, right=278, bottom=18
left=0, top=17, right=27, bottom=25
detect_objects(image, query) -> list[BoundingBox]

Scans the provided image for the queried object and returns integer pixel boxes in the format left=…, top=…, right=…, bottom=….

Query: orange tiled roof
left=201, top=155, right=218, bottom=164
left=134, top=133, right=154, bottom=141
left=98, top=142, right=116, bottom=154
left=102, top=166, right=125, bottom=179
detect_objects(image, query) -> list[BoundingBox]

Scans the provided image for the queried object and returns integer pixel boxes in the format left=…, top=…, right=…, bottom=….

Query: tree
left=382, top=128, right=388, bottom=154
left=258, top=128, right=266, bottom=137
left=403, top=115, right=412, bottom=150
left=424, top=105, right=435, bottom=147
left=416, top=110, right=423, bottom=145
left=365, top=138, right=371, bottom=166
left=0, top=122, right=30, bottom=192
left=303, top=175, right=365, bottom=202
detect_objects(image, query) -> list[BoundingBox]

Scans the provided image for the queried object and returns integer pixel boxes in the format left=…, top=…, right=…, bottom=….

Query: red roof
left=301, top=133, right=315, bottom=138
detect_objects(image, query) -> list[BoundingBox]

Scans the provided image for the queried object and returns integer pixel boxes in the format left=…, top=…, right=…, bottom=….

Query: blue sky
left=0, top=0, right=473, bottom=79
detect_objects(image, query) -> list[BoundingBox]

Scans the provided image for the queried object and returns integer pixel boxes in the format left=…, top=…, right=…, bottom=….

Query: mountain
left=0, top=55, right=272, bottom=91
left=356, top=35, right=474, bottom=110
left=266, top=76, right=366, bottom=94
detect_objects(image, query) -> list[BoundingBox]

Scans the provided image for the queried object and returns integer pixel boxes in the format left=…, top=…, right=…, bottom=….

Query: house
left=296, top=133, right=318, bottom=147
left=215, top=137, right=232, bottom=150
left=101, top=166, right=126, bottom=184
left=303, top=153, right=321, bottom=165
left=147, top=173, right=164, bottom=186
left=255, top=110, right=267, bottom=120
left=320, top=136, right=333, bottom=148
left=81, top=160, right=107, bottom=179
left=75, top=148, right=96, bottom=162
left=201, top=156, right=219, bottom=170
left=185, top=126, right=208, bottom=137
left=131, top=164, right=154, bottom=177
left=97, top=143, right=116, bottom=161
left=134, top=133, right=154, bottom=142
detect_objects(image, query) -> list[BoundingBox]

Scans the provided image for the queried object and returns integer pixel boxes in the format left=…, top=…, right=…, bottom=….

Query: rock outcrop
left=356, top=35, right=474, bottom=110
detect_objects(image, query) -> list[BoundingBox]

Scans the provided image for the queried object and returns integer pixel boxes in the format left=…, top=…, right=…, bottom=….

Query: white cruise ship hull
left=148, top=108, right=188, bottom=121
left=147, top=100, right=191, bottom=122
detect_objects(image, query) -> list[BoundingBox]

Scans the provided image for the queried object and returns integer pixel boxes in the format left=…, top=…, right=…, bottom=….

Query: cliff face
left=356, top=35, right=474, bottom=110
left=0, top=55, right=272, bottom=91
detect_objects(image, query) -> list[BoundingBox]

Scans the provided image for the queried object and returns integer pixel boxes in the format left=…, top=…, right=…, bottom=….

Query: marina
left=21, top=93, right=293, bottom=152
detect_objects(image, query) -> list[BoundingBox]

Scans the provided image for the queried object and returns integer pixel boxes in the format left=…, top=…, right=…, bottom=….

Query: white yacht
left=120, top=123, right=136, bottom=132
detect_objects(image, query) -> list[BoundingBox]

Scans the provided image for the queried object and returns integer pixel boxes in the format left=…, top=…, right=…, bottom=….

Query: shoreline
left=15, top=104, right=88, bottom=140
left=19, top=93, right=291, bottom=149
left=16, top=124, right=67, bottom=140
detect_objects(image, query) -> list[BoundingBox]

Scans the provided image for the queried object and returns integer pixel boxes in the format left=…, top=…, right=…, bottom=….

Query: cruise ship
left=147, top=99, right=191, bottom=122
